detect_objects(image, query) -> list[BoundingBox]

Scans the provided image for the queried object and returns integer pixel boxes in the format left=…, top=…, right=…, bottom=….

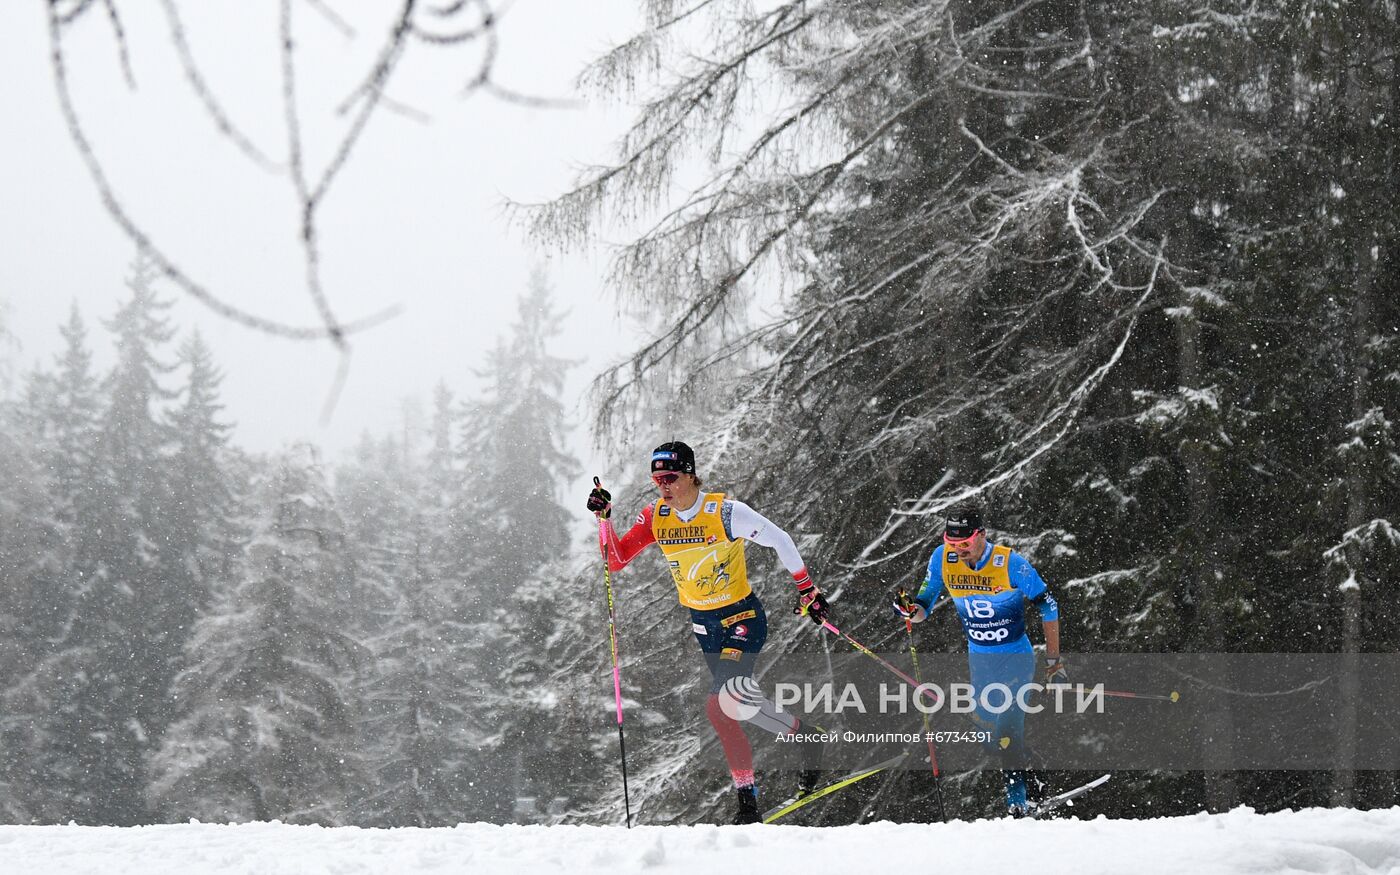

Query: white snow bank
left=1, top=807, right=1397, bottom=875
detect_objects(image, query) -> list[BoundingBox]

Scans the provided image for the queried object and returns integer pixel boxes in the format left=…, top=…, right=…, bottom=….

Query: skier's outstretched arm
left=587, top=483, right=656, bottom=573
left=598, top=506, right=657, bottom=573
left=726, top=500, right=828, bottom=623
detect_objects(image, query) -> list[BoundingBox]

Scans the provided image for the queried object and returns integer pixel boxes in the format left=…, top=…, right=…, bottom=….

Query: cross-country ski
left=1028, top=774, right=1113, bottom=819
left=762, top=752, right=910, bottom=824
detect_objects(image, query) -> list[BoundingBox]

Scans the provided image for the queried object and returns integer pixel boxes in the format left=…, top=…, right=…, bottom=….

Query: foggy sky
left=0, top=1, right=642, bottom=482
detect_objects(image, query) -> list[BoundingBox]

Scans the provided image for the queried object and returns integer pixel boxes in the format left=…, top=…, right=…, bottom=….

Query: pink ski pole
left=595, top=477, right=632, bottom=827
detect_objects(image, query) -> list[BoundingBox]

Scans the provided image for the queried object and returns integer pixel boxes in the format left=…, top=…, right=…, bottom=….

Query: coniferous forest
left=2, top=0, right=1397, bottom=829
left=0, top=265, right=594, bottom=826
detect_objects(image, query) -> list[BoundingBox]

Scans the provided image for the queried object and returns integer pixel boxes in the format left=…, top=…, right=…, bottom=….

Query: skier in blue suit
left=895, top=505, right=1065, bottom=816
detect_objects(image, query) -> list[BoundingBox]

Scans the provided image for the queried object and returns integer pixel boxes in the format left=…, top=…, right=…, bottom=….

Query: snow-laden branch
left=853, top=239, right=1169, bottom=569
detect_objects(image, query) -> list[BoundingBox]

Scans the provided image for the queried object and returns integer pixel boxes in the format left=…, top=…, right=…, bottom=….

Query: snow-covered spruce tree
left=423, top=382, right=472, bottom=583
left=0, top=305, right=108, bottom=821
left=353, top=524, right=483, bottom=826
left=162, top=332, right=239, bottom=599
left=149, top=446, right=367, bottom=824
left=456, top=271, right=586, bottom=821
left=0, top=387, right=66, bottom=822
left=32, top=304, right=104, bottom=552
left=5, top=257, right=186, bottom=824
left=336, top=431, right=418, bottom=636
left=533, top=0, right=1398, bottom=819
left=334, top=421, right=484, bottom=827
left=459, top=272, right=577, bottom=608
left=6, top=304, right=100, bottom=661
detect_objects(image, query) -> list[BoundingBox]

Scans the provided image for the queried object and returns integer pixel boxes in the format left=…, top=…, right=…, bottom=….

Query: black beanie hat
left=651, top=441, right=696, bottom=474
left=944, top=505, right=984, bottom=540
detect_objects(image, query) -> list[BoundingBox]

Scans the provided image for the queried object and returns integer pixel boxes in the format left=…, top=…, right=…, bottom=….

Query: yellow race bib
left=941, top=544, right=1015, bottom=597
left=651, top=492, right=752, bottom=610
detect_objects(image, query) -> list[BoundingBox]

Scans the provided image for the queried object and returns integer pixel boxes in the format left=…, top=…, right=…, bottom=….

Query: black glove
left=586, top=479, right=612, bottom=519
left=794, top=581, right=830, bottom=626
left=892, top=588, right=920, bottom=620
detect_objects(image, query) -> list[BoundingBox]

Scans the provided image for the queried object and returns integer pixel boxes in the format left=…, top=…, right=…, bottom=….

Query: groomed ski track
left=3, top=807, right=1398, bottom=874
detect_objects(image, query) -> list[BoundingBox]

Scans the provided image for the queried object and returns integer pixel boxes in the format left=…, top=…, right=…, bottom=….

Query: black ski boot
left=732, top=785, right=761, bottom=824
left=796, top=732, right=824, bottom=797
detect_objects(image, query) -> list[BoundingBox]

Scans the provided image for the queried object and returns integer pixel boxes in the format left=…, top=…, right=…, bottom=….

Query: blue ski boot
left=1005, top=770, right=1030, bottom=818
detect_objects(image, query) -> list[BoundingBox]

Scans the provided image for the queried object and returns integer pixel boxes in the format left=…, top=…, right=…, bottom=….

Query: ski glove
left=1044, top=656, right=1069, bottom=685
left=793, top=572, right=829, bottom=626
left=892, top=588, right=920, bottom=620
left=586, top=484, right=612, bottom=519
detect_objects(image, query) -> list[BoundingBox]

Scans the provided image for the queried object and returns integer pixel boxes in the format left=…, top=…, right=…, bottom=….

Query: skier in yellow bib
left=895, top=505, right=1064, bottom=817
left=587, top=441, right=830, bottom=823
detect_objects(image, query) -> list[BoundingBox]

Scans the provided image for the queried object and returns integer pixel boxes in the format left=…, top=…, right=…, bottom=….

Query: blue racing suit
left=913, top=542, right=1058, bottom=769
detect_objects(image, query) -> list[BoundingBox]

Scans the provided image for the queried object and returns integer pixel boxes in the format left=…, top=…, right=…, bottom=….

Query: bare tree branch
left=100, top=0, right=135, bottom=87
left=301, top=0, right=356, bottom=39
left=158, top=0, right=281, bottom=173
left=48, top=0, right=541, bottom=355
left=47, top=1, right=397, bottom=340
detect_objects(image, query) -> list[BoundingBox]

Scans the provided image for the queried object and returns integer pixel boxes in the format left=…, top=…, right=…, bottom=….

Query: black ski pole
left=1096, top=688, right=1181, bottom=703
left=594, top=476, right=633, bottom=827
left=898, top=590, right=948, bottom=822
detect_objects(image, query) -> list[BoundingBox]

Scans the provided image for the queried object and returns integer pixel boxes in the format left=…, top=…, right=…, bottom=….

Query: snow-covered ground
left=2, top=808, right=1398, bottom=875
